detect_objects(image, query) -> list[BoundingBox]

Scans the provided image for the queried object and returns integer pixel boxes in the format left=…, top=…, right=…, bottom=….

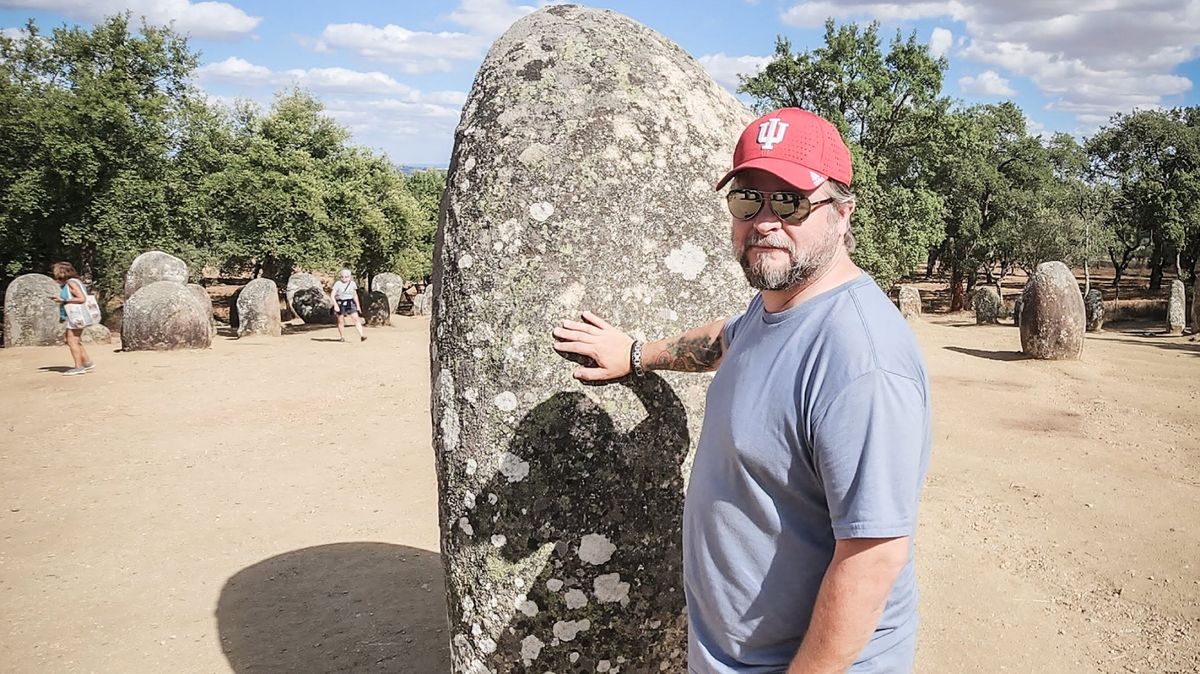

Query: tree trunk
left=1149, top=232, right=1165, bottom=291
left=950, top=266, right=965, bottom=312
left=925, top=246, right=941, bottom=279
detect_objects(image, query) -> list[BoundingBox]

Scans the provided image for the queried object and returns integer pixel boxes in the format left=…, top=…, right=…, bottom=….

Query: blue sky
left=2, top=0, right=1198, bottom=166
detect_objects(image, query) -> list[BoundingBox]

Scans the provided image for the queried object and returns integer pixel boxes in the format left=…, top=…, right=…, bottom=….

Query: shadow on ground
left=216, top=542, right=449, bottom=673
left=944, top=346, right=1028, bottom=362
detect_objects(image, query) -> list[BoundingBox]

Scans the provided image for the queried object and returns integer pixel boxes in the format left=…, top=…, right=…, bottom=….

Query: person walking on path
left=50, top=261, right=94, bottom=376
left=331, top=269, right=366, bottom=342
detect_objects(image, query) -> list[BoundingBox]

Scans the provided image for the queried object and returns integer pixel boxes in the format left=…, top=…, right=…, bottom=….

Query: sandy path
left=0, top=315, right=1196, bottom=673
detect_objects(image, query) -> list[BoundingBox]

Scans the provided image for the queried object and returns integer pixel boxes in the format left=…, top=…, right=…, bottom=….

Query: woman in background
left=331, top=269, right=366, bottom=342
left=50, top=261, right=94, bottom=376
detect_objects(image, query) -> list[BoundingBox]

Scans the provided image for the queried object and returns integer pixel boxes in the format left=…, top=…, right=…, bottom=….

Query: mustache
left=741, top=232, right=795, bottom=252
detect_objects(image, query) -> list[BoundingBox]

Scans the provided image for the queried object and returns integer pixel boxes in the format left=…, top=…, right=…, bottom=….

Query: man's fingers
left=561, top=319, right=601, bottom=335
left=581, top=311, right=614, bottom=330
left=552, top=340, right=591, bottom=356
left=574, top=366, right=617, bottom=382
left=552, top=327, right=596, bottom=343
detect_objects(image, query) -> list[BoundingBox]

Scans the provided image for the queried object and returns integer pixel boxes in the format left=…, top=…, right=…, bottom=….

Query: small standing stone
left=1011, top=295, right=1023, bottom=327
left=124, top=251, right=188, bottom=300
left=1020, top=261, right=1085, bottom=360
left=897, top=286, right=921, bottom=320
left=3, top=273, right=64, bottom=347
left=81, top=324, right=112, bottom=344
left=411, top=288, right=432, bottom=316
left=234, top=278, right=282, bottom=337
left=1193, top=276, right=1199, bottom=333
left=358, top=288, right=393, bottom=327
left=1084, top=288, right=1104, bottom=332
left=973, top=286, right=1002, bottom=324
left=1167, top=279, right=1185, bottom=335
left=372, top=272, right=406, bottom=315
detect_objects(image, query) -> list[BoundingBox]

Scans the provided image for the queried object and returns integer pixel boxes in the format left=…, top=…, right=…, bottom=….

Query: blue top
left=59, top=279, right=85, bottom=321
left=684, top=273, right=932, bottom=673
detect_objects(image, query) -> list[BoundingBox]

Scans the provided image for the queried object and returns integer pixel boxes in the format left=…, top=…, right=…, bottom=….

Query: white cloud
left=197, top=56, right=471, bottom=102
left=314, top=22, right=482, bottom=74
left=697, top=53, right=772, bottom=90
left=446, top=0, right=539, bottom=37
left=782, top=1, right=966, bottom=27
left=1, top=26, right=25, bottom=39
left=959, top=70, right=1016, bottom=97
left=929, top=26, right=953, bottom=59
left=197, top=56, right=271, bottom=84
left=0, top=0, right=261, bottom=39
left=778, top=0, right=1200, bottom=127
left=310, top=0, right=548, bottom=72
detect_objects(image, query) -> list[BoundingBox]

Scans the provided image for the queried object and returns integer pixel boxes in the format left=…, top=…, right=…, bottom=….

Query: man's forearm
left=788, top=537, right=909, bottom=674
left=643, top=318, right=727, bottom=373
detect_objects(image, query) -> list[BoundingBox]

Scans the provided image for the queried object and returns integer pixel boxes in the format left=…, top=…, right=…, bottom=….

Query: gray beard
left=737, top=228, right=840, bottom=291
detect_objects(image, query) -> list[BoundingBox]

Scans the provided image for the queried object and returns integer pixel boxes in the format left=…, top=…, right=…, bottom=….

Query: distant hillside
left=397, top=164, right=448, bottom=175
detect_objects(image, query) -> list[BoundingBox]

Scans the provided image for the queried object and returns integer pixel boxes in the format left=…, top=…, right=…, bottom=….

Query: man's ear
left=832, top=202, right=855, bottom=234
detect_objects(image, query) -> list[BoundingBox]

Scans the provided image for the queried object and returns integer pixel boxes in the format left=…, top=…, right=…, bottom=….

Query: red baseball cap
left=714, top=108, right=853, bottom=191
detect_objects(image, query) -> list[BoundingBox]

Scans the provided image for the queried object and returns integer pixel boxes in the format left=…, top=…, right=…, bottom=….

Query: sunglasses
left=726, top=189, right=834, bottom=224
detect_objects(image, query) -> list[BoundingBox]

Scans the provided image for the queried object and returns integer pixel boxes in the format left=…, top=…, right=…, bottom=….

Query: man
left=552, top=108, right=932, bottom=673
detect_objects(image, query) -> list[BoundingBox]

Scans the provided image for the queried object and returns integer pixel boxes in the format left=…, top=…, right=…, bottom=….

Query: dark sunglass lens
left=770, top=193, right=810, bottom=223
left=727, top=190, right=763, bottom=220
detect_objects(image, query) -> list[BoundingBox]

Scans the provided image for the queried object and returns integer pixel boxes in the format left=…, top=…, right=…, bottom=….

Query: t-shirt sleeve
left=811, top=368, right=927, bottom=540
left=722, top=293, right=761, bottom=347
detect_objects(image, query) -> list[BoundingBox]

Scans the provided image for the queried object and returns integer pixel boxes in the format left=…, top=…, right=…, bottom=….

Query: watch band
left=630, top=340, right=646, bottom=377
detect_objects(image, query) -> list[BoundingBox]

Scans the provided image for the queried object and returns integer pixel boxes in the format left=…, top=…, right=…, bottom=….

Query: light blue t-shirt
left=684, top=273, right=932, bottom=674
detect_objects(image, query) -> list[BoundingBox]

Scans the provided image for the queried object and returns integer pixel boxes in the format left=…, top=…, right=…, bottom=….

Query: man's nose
left=752, top=206, right=783, bottom=234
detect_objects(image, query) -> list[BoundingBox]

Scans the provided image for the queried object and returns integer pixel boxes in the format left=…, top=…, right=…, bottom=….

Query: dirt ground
left=1, top=311, right=1197, bottom=673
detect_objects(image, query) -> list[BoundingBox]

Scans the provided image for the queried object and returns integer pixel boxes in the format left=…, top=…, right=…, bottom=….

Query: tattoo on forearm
left=650, top=335, right=724, bottom=372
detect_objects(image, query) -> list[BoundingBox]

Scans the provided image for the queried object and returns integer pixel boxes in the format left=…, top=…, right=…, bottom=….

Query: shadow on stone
left=463, top=374, right=690, bottom=671
left=216, top=542, right=449, bottom=674
left=944, top=346, right=1029, bottom=362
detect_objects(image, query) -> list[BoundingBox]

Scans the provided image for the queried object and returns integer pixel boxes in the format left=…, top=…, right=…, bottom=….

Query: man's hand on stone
left=552, top=311, right=634, bottom=382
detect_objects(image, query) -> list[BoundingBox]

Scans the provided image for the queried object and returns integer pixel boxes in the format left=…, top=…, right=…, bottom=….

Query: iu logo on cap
left=757, top=118, right=789, bottom=150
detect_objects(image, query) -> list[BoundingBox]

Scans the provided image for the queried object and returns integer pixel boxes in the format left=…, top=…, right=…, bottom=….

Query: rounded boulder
left=286, top=273, right=335, bottom=324
left=235, top=278, right=282, bottom=337
left=121, top=280, right=213, bottom=351
left=3, top=273, right=63, bottom=347
left=125, top=251, right=188, bottom=300
left=1019, top=261, right=1085, bottom=360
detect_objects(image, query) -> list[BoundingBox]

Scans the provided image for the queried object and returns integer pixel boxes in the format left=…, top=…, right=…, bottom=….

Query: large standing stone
left=235, top=278, right=282, bottom=337
left=430, top=7, right=753, bottom=673
left=3, top=273, right=63, bottom=346
left=1084, top=288, right=1104, bottom=332
left=122, top=281, right=213, bottom=350
left=897, top=285, right=921, bottom=320
left=1167, top=279, right=1186, bottom=335
left=124, top=251, right=188, bottom=300
left=285, top=273, right=335, bottom=324
left=372, top=272, right=406, bottom=314
left=973, top=286, right=1002, bottom=324
left=1020, top=261, right=1085, bottom=360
